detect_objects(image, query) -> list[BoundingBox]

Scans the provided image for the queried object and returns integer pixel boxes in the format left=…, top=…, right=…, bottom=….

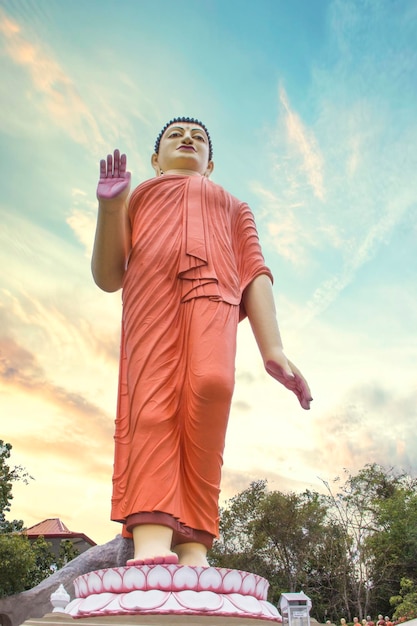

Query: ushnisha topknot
left=154, top=117, right=213, bottom=161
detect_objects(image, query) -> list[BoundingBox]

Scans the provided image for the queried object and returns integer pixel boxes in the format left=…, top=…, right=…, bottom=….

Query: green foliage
left=0, top=534, right=36, bottom=597
left=0, top=534, right=81, bottom=596
left=367, top=487, right=417, bottom=603
left=0, top=439, right=32, bottom=533
left=58, top=538, right=80, bottom=566
left=390, top=577, right=417, bottom=620
left=28, top=536, right=59, bottom=587
left=0, top=441, right=80, bottom=596
left=322, top=464, right=417, bottom=619
left=211, top=465, right=417, bottom=622
left=25, top=536, right=80, bottom=587
left=209, top=481, right=351, bottom=619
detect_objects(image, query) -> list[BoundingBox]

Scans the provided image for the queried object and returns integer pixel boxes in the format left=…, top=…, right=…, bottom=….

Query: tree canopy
left=209, top=465, right=417, bottom=622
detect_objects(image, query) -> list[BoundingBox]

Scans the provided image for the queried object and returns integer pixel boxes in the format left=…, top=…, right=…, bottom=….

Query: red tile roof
left=24, top=518, right=96, bottom=546
left=25, top=518, right=72, bottom=536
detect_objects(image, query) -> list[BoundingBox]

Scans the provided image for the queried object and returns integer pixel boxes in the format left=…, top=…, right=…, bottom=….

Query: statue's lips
left=177, top=145, right=196, bottom=151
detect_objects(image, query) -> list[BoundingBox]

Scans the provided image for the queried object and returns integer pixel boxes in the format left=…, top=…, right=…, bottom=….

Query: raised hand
left=97, top=149, right=131, bottom=202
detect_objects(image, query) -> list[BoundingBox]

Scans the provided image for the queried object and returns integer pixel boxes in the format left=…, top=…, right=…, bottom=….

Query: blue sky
left=1, top=0, right=416, bottom=545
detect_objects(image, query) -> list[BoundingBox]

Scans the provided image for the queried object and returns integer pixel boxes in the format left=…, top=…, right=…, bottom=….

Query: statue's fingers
left=107, top=153, right=113, bottom=178
left=113, top=149, right=120, bottom=177
left=99, top=159, right=106, bottom=179
left=120, top=153, right=127, bottom=176
left=293, top=374, right=313, bottom=410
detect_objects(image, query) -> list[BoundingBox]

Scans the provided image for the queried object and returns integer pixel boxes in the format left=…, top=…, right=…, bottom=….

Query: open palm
left=97, top=149, right=131, bottom=201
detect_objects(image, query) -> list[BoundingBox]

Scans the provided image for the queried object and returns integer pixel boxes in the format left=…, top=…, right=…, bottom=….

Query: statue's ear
left=151, top=153, right=162, bottom=176
left=204, top=160, right=214, bottom=178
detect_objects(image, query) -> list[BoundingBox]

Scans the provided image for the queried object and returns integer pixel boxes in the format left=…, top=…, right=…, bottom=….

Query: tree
left=0, top=534, right=36, bottom=597
left=0, top=439, right=32, bottom=533
left=0, top=441, right=80, bottom=596
left=209, top=480, right=272, bottom=576
left=209, top=480, right=350, bottom=621
left=390, top=577, right=417, bottom=621
left=366, top=483, right=417, bottom=614
left=211, top=466, right=417, bottom=622
left=58, top=539, right=81, bottom=567
left=28, top=536, right=61, bottom=587
left=0, top=440, right=36, bottom=596
left=321, top=464, right=417, bottom=619
left=26, top=536, right=79, bottom=586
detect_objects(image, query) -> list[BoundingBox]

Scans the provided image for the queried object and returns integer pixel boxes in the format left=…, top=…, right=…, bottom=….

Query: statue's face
left=152, top=122, right=213, bottom=176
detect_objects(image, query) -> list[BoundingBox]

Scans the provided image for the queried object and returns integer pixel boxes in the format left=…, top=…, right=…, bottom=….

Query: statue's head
left=152, top=117, right=214, bottom=177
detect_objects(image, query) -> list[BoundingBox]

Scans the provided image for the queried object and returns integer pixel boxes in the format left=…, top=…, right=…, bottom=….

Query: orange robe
left=111, top=174, right=272, bottom=543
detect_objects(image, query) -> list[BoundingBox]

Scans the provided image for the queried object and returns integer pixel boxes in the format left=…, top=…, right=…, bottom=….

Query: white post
left=50, top=584, right=70, bottom=613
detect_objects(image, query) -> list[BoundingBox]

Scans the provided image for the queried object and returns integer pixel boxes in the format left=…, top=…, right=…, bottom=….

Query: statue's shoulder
left=205, top=178, right=243, bottom=208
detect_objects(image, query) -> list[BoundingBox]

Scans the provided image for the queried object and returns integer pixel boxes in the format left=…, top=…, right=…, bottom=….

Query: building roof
left=24, top=518, right=96, bottom=546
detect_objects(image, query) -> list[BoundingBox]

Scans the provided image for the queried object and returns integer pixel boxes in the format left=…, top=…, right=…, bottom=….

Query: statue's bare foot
left=129, top=525, right=177, bottom=566
left=173, top=542, right=209, bottom=567
left=127, top=552, right=178, bottom=566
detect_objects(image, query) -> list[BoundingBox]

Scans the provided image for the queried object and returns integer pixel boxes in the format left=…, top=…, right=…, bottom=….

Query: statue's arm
left=91, top=149, right=132, bottom=292
left=243, top=274, right=312, bottom=409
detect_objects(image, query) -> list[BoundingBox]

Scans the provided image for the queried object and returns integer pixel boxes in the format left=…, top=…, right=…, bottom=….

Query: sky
left=0, top=0, right=416, bottom=546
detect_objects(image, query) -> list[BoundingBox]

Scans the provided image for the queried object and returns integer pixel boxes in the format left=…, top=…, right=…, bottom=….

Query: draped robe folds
left=111, top=174, right=273, bottom=541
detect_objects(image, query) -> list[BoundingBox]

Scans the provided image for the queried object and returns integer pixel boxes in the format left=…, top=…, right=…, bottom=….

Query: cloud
left=252, top=3, right=417, bottom=323
left=303, top=194, right=417, bottom=323
left=0, top=7, right=104, bottom=149
left=0, top=334, right=113, bottom=435
left=310, top=383, right=417, bottom=478
left=249, top=87, right=329, bottom=270
left=66, top=188, right=97, bottom=258
left=220, top=465, right=324, bottom=508
left=278, top=86, right=325, bottom=201
left=11, top=432, right=113, bottom=481
left=250, top=182, right=308, bottom=267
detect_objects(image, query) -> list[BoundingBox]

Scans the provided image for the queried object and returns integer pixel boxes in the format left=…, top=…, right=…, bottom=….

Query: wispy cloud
left=249, top=87, right=328, bottom=270
left=0, top=7, right=104, bottom=149
left=253, top=1, right=417, bottom=324
left=278, top=86, right=325, bottom=201
left=303, top=200, right=416, bottom=322
left=250, top=182, right=307, bottom=266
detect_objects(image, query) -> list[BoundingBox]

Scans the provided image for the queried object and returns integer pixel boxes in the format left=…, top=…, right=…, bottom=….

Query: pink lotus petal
left=75, top=575, right=88, bottom=598
left=198, top=567, right=223, bottom=591
left=147, top=564, right=173, bottom=590
left=172, top=565, right=199, bottom=590
left=120, top=589, right=169, bottom=611
left=102, top=568, right=123, bottom=593
left=87, top=571, right=103, bottom=595
left=227, top=593, right=262, bottom=614
left=174, top=589, right=223, bottom=611
left=65, top=598, right=83, bottom=616
left=241, top=572, right=256, bottom=595
left=79, top=593, right=115, bottom=613
left=256, top=576, right=269, bottom=600
left=222, top=569, right=243, bottom=593
left=261, top=600, right=281, bottom=618
left=123, top=566, right=146, bottom=591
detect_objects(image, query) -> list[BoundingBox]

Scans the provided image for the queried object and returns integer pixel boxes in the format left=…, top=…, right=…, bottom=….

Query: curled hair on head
left=154, top=117, right=213, bottom=161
